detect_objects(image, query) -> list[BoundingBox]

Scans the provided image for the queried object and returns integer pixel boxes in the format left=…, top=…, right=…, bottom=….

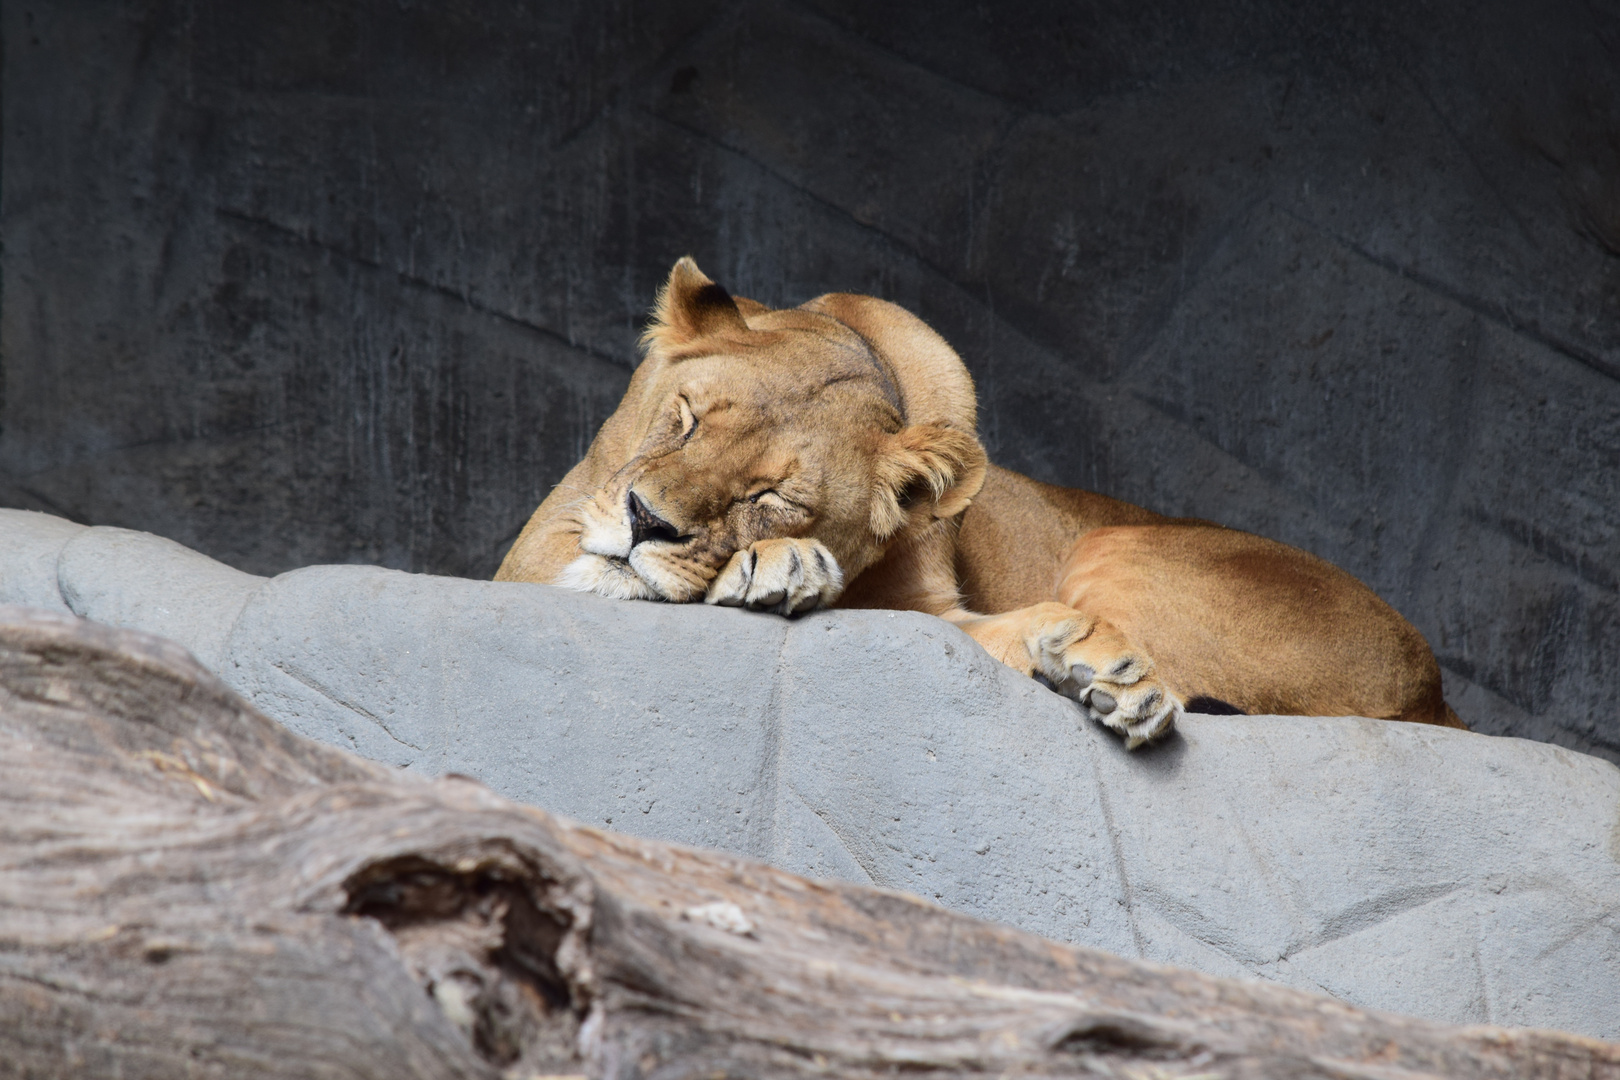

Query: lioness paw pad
left=705, top=538, right=844, bottom=616
left=1025, top=615, right=1180, bottom=749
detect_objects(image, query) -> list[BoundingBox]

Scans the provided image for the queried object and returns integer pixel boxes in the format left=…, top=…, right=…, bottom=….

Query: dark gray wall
left=3, top=1, right=1618, bottom=759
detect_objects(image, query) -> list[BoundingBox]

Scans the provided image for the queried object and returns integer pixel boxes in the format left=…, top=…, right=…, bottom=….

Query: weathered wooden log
left=0, top=607, right=1615, bottom=1080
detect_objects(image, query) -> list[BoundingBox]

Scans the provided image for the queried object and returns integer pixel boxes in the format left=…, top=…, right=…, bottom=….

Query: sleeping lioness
left=497, top=258, right=1465, bottom=747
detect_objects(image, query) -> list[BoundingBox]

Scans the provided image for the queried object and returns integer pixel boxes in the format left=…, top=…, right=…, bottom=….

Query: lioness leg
left=944, top=603, right=1180, bottom=748
left=1055, top=524, right=1463, bottom=727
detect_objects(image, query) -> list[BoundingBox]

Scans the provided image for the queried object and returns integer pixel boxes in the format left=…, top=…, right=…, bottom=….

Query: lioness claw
left=705, top=538, right=844, bottom=616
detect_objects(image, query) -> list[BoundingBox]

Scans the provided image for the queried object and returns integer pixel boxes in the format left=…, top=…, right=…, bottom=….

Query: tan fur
left=498, top=259, right=1466, bottom=747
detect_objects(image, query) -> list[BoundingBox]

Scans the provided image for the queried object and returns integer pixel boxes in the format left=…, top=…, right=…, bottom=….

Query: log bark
left=0, top=606, right=1615, bottom=1080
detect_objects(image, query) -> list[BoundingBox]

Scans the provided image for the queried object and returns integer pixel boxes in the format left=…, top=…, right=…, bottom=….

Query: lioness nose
left=628, top=490, right=683, bottom=547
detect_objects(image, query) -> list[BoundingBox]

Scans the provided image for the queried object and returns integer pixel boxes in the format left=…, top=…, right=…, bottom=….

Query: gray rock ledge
left=2, top=507, right=1616, bottom=1038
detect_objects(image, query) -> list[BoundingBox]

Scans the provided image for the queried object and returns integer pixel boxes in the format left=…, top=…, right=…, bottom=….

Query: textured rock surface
left=56, top=524, right=265, bottom=672
left=3, top=0, right=1617, bottom=760
left=0, top=510, right=80, bottom=614
left=0, top=510, right=264, bottom=670
left=5, top=508, right=1617, bottom=1040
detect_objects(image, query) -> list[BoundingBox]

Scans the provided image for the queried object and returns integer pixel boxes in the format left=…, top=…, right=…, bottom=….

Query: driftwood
left=0, top=607, right=1615, bottom=1080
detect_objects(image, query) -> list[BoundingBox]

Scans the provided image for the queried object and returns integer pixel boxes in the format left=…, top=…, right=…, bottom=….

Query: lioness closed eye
left=497, top=257, right=1466, bottom=748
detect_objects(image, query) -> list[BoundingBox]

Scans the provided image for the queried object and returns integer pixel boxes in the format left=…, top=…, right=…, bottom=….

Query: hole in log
left=342, top=854, right=582, bottom=1071
left=1049, top=1013, right=1208, bottom=1061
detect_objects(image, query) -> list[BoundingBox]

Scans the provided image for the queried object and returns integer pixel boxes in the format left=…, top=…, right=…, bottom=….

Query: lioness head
left=551, top=258, right=987, bottom=608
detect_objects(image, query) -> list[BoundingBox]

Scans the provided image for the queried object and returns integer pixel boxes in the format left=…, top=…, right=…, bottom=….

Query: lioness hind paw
left=704, top=538, right=844, bottom=616
left=1049, top=675, right=1178, bottom=748
left=1026, top=616, right=1181, bottom=749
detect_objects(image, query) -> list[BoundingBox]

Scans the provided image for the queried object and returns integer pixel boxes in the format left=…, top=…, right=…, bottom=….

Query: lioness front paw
left=1024, top=608, right=1181, bottom=749
left=704, top=538, right=844, bottom=616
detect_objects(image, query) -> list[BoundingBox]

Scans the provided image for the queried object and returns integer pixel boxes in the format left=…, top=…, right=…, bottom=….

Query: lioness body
left=955, top=467, right=1452, bottom=723
left=499, top=259, right=1463, bottom=745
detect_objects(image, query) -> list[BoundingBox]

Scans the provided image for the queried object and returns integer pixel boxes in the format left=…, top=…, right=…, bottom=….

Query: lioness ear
left=870, top=424, right=988, bottom=539
left=732, top=295, right=771, bottom=319
left=643, top=256, right=749, bottom=351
